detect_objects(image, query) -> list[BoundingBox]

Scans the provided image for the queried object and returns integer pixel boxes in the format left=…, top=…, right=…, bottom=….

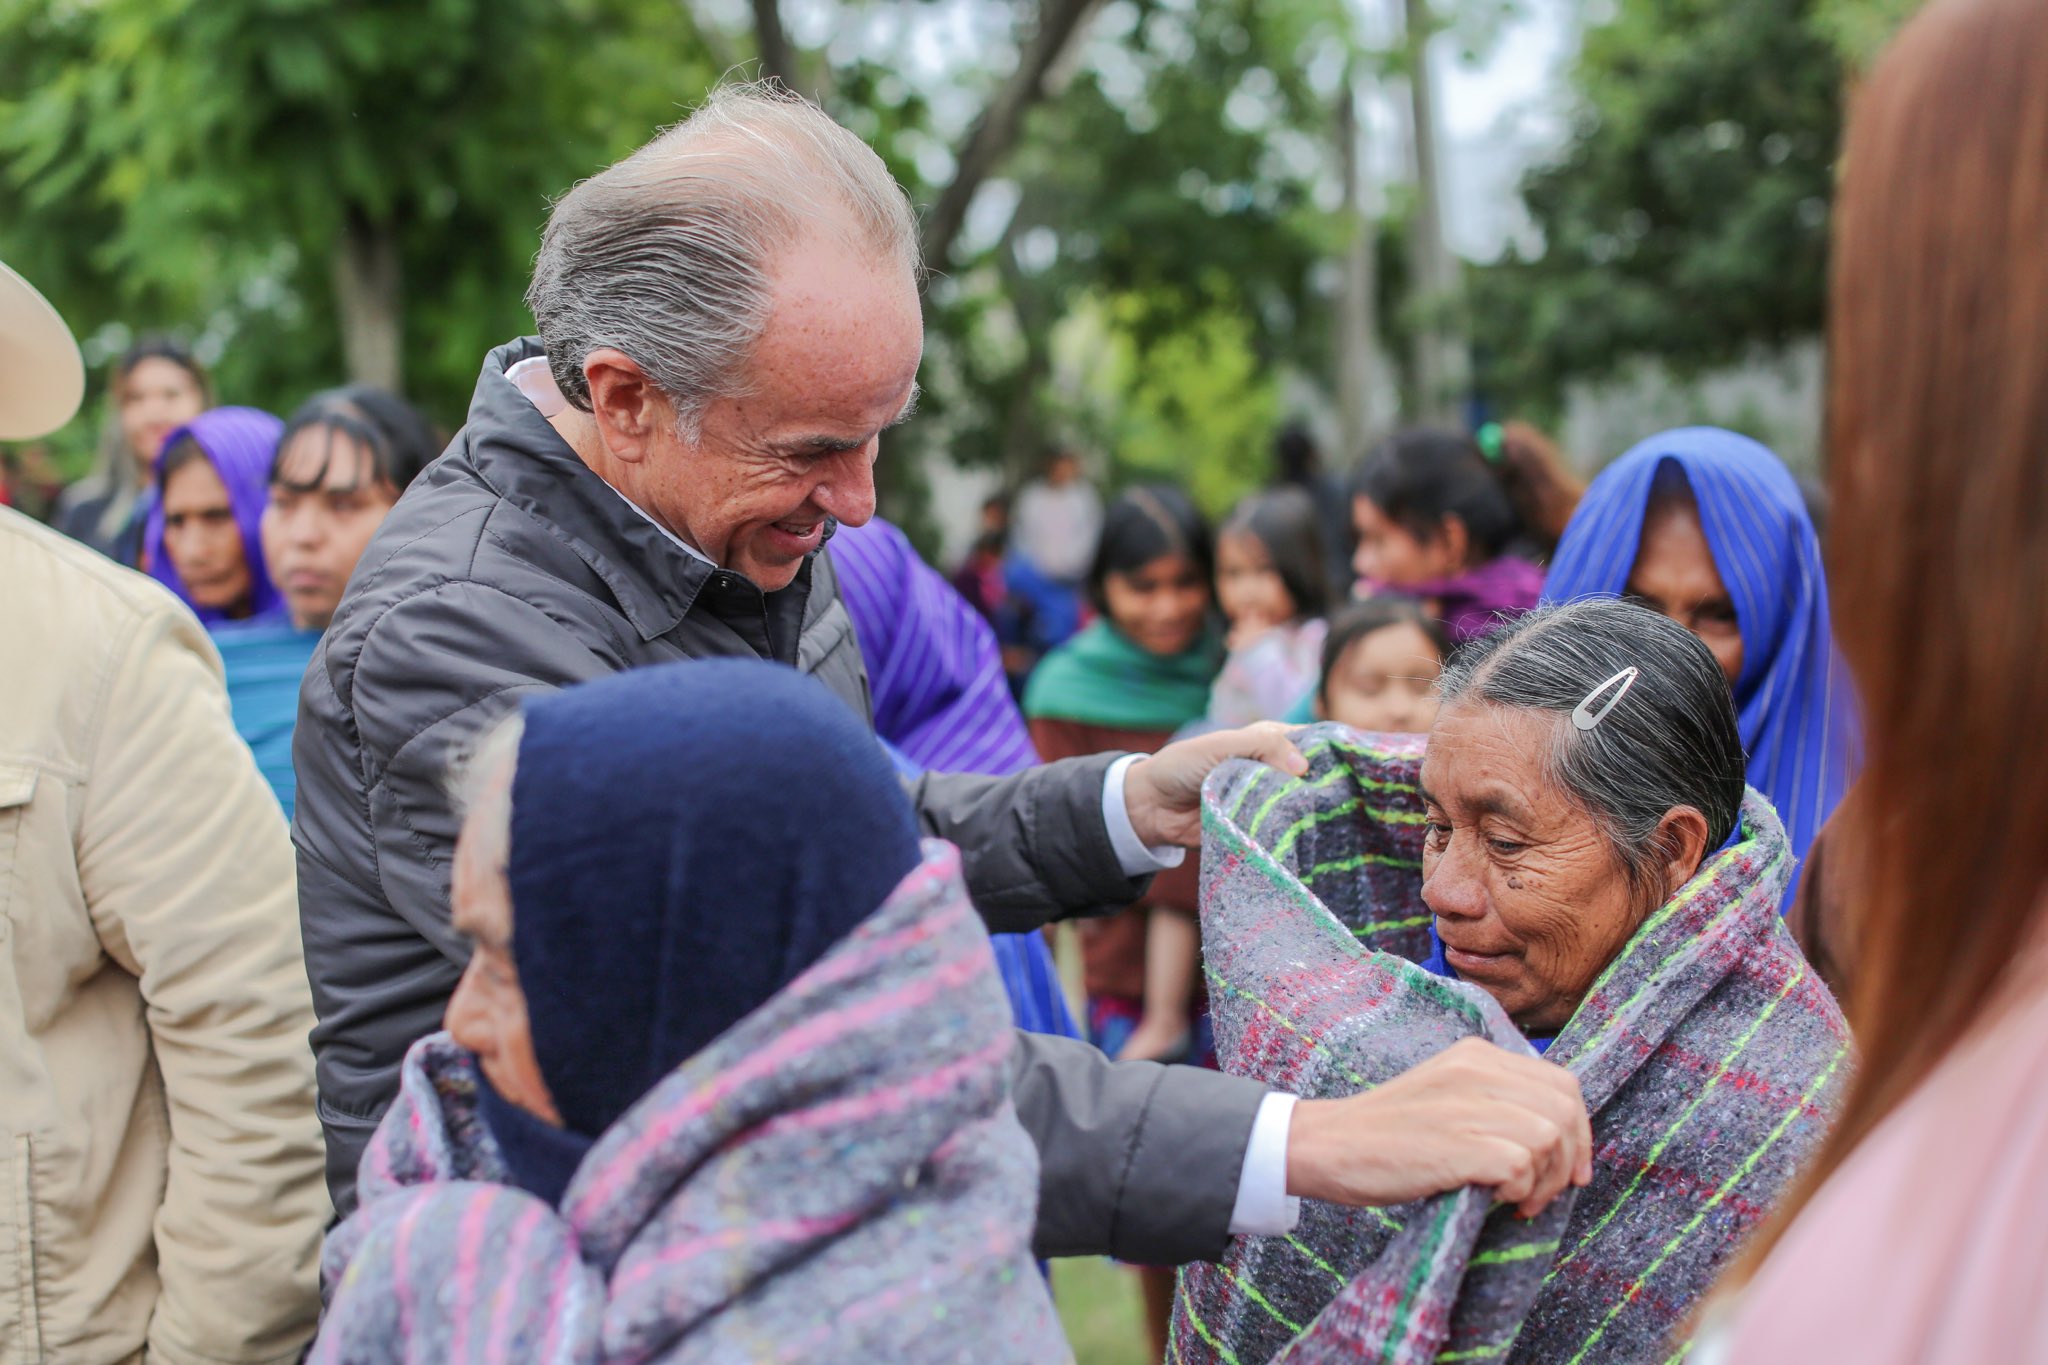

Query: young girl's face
left=1103, top=552, right=1209, bottom=657
left=1215, top=530, right=1296, bottom=634
left=1319, top=621, right=1444, bottom=734
left=1352, top=495, right=1460, bottom=587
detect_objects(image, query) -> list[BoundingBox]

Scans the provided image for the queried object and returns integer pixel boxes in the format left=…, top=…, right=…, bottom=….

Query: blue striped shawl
left=1541, top=428, right=1856, bottom=909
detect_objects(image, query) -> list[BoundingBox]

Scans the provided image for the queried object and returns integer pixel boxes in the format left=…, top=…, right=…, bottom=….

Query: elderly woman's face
left=1418, top=702, right=1651, bottom=1034
left=446, top=800, right=562, bottom=1125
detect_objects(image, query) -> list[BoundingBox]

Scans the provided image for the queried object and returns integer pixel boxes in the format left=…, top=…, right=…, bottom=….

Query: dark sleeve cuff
left=1013, top=1032, right=1267, bottom=1265
left=910, top=752, right=1151, bottom=933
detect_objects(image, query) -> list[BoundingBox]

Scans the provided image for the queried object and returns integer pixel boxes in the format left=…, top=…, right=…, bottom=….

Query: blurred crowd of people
left=2, top=0, right=2045, bottom=1359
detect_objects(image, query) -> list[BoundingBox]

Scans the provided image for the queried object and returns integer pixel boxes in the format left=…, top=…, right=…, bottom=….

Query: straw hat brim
left=0, top=259, right=85, bottom=441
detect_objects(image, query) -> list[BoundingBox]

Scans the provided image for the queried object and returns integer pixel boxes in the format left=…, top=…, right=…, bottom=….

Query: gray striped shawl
left=311, top=843, right=1068, bottom=1364
left=1173, top=725, right=1852, bottom=1364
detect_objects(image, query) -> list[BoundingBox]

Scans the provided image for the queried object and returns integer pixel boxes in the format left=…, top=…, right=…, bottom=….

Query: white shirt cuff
left=1103, top=753, right=1188, bottom=876
left=1228, top=1092, right=1302, bottom=1237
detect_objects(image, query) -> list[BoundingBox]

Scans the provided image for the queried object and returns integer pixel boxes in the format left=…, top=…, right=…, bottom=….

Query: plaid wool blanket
left=311, top=843, right=1067, bottom=1364
left=1173, top=725, right=1851, bottom=1364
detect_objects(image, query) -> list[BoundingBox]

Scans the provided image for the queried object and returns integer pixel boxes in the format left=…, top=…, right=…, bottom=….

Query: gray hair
left=525, top=81, right=921, bottom=437
left=447, top=711, right=526, bottom=875
left=1437, top=598, right=1747, bottom=901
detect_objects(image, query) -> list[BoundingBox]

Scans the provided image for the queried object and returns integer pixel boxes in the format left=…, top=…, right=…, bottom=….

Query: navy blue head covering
left=482, top=659, right=924, bottom=1200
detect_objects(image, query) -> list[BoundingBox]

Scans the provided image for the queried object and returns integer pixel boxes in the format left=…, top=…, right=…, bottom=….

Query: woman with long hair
left=1699, top=1, right=2048, bottom=1358
left=54, top=337, right=211, bottom=564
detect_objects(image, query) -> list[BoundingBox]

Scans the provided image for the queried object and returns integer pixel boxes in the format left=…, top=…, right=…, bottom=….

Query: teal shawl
left=1023, top=619, right=1222, bottom=731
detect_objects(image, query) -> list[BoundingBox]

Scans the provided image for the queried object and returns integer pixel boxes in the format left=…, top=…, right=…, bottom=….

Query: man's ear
left=582, top=348, right=674, bottom=464
left=1653, top=806, right=1713, bottom=901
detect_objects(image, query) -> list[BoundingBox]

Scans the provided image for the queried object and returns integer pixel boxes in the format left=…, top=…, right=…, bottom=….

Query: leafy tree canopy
left=1471, top=0, right=1843, bottom=420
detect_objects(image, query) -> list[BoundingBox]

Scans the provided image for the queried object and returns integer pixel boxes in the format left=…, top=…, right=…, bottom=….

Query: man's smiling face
left=635, top=233, right=923, bottom=590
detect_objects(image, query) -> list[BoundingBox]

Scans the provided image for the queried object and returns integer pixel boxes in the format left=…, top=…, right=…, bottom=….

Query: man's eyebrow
left=776, top=433, right=869, bottom=454
left=774, top=384, right=923, bottom=455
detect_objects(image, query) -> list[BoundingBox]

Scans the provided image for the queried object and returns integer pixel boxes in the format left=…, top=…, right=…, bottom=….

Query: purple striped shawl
left=829, top=517, right=1040, bottom=776
left=312, top=843, right=1067, bottom=1365
left=1173, top=724, right=1851, bottom=1364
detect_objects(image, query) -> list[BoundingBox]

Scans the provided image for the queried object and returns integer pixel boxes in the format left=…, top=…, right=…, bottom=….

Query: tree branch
left=750, top=0, right=800, bottom=91
left=920, top=0, right=1103, bottom=268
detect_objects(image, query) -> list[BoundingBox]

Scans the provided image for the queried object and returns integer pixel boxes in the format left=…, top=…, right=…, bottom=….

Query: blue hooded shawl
left=144, top=406, right=285, bottom=624
left=1540, top=427, right=1856, bottom=909
left=479, top=658, right=925, bottom=1206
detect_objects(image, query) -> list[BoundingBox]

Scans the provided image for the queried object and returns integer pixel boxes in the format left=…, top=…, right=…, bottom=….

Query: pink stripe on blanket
left=485, top=1200, right=548, bottom=1363
left=567, top=937, right=987, bottom=1223
left=609, top=1210, right=866, bottom=1299
left=748, top=1032, right=1012, bottom=1142
left=448, top=1193, right=495, bottom=1362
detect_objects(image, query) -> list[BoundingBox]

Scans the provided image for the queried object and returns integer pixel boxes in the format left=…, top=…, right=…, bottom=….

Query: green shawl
left=1023, top=619, right=1222, bottom=732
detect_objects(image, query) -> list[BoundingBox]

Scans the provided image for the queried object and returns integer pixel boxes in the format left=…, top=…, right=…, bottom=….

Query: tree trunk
left=1335, top=73, right=1383, bottom=463
left=920, top=0, right=1104, bottom=268
left=1402, top=0, right=1466, bottom=423
left=333, top=208, right=403, bottom=393
left=749, top=0, right=801, bottom=93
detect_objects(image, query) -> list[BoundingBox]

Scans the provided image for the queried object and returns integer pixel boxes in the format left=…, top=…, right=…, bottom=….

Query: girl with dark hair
left=56, top=337, right=212, bottom=563
left=212, top=386, right=438, bottom=818
left=1208, top=487, right=1332, bottom=725
left=1313, top=597, right=1449, bottom=735
left=1350, top=427, right=1545, bottom=643
left=263, top=385, right=439, bottom=632
left=1021, top=483, right=1221, bottom=1359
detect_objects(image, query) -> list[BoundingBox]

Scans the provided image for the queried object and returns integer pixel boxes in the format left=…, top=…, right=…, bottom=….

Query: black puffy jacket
left=293, top=339, right=1266, bottom=1261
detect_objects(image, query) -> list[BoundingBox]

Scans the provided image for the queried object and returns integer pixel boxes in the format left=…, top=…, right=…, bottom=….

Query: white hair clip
left=1572, top=666, right=1640, bottom=731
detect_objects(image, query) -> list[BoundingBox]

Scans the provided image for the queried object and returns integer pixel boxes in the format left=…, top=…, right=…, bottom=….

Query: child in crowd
left=1207, top=486, right=1330, bottom=726
left=1021, top=483, right=1220, bottom=1360
left=1351, top=427, right=1546, bottom=643
left=1314, top=597, right=1450, bottom=735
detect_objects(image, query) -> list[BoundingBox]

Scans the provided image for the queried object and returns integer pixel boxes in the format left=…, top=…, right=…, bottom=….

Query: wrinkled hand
left=1285, top=1037, right=1593, bottom=1218
left=1123, top=722, right=1309, bottom=849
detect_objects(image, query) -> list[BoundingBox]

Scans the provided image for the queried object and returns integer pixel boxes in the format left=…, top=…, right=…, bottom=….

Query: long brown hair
left=1726, top=0, right=2048, bottom=1281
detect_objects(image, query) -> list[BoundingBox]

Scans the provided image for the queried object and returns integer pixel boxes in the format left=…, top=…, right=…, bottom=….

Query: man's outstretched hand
left=1286, top=1038, right=1593, bottom=1218
left=1124, top=722, right=1309, bottom=849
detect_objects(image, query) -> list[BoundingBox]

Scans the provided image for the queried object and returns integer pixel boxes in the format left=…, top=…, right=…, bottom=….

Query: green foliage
left=905, top=0, right=1356, bottom=512
left=0, top=0, right=717, bottom=430
left=1470, top=0, right=1843, bottom=418
left=1810, top=0, right=1921, bottom=67
left=1051, top=286, right=1281, bottom=516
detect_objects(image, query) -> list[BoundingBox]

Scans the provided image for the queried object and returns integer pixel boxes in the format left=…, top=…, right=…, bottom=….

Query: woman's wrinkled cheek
left=1498, top=868, right=1599, bottom=1010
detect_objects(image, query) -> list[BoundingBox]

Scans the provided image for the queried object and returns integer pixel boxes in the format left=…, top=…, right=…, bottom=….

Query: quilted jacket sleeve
left=1013, top=1031, right=1267, bottom=1265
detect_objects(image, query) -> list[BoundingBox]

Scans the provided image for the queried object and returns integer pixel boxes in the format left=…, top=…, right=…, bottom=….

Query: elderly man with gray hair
left=294, top=82, right=1589, bottom=1264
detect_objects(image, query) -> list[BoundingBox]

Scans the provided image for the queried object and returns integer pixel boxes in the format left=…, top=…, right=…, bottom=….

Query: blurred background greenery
left=0, top=0, right=1916, bottom=555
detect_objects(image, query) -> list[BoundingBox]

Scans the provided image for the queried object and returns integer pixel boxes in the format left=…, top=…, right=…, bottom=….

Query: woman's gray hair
left=1438, top=598, right=1747, bottom=900
left=525, top=81, right=921, bottom=438
left=446, top=710, right=526, bottom=874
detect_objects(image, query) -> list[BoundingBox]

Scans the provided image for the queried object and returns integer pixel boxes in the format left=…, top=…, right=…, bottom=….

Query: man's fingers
left=1233, top=721, right=1308, bottom=776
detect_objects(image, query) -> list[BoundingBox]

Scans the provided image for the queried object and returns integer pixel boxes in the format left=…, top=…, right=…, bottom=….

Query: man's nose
left=812, top=444, right=878, bottom=527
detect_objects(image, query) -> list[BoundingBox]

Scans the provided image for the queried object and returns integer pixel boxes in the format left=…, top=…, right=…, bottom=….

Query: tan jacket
left=0, top=509, right=327, bottom=1365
